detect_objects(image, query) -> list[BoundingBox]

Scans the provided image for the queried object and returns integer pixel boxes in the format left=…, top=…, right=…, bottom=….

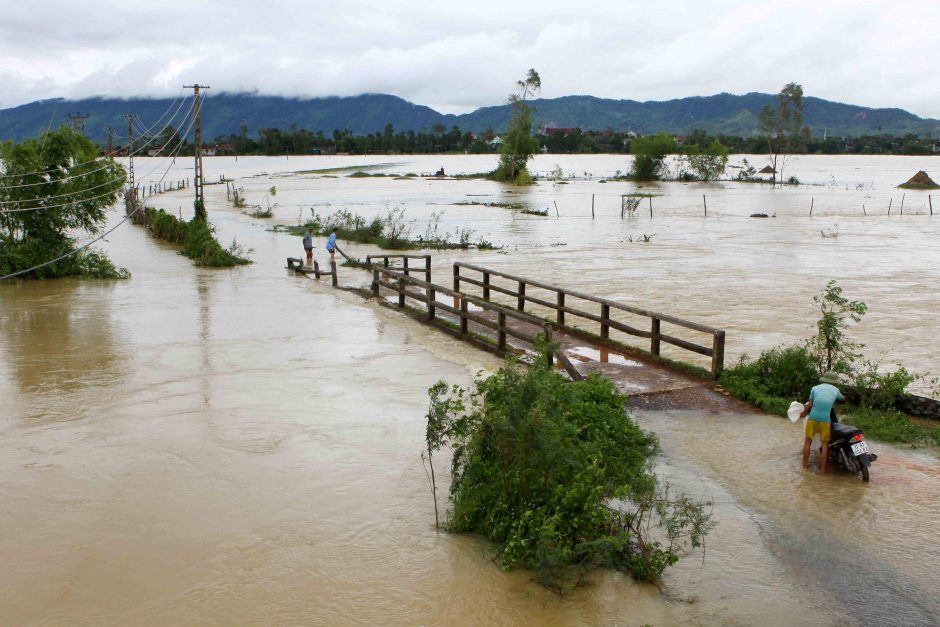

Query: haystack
left=758, top=165, right=776, bottom=174
left=898, top=170, right=939, bottom=189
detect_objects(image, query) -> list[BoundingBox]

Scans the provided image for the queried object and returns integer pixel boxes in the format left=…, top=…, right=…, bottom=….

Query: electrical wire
left=1, top=102, right=197, bottom=213
left=0, top=90, right=191, bottom=182
left=0, top=119, right=193, bottom=281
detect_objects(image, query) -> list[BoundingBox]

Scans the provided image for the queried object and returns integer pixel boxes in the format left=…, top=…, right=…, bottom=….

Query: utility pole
left=66, top=112, right=90, bottom=134
left=105, top=127, right=114, bottom=155
left=184, top=83, right=209, bottom=222
left=124, top=114, right=139, bottom=220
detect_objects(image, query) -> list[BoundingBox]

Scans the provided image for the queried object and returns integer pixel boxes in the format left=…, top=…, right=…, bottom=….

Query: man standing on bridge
left=326, top=227, right=337, bottom=262
left=800, top=371, right=845, bottom=474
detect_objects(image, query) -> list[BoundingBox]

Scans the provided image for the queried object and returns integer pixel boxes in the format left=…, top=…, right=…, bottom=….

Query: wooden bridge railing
left=365, top=254, right=431, bottom=283
left=371, top=265, right=554, bottom=363
left=453, top=262, right=726, bottom=377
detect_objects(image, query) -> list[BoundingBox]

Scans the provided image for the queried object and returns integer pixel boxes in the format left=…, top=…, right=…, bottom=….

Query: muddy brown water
left=2, top=155, right=939, bottom=625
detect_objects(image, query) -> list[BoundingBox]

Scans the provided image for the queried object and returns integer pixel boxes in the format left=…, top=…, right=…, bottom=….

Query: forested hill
left=2, top=91, right=937, bottom=144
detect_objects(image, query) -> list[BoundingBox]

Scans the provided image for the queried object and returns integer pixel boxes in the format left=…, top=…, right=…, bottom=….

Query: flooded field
left=2, top=154, right=939, bottom=624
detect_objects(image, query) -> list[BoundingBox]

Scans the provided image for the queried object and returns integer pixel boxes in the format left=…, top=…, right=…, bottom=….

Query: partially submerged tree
left=629, top=133, right=677, bottom=181
left=493, top=69, right=541, bottom=184
left=0, top=127, right=128, bottom=279
left=758, top=82, right=807, bottom=186
left=424, top=339, right=713, bottom=591
left=681, top=138, right=729, bottom=181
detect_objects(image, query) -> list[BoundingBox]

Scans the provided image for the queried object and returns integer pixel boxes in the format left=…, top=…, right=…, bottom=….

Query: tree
left=424, top=340, right=713, bottom=591
left=629, top=133, right=677, bottom=180
left=681, top=137, right=729, bottom=181
left=0, top=127, right=127, bottom=279
left=758, top=82, right=806, bottom=186
left=493, top=69, right=541, bottom=184
left=807, top=280, right=868, bottom=374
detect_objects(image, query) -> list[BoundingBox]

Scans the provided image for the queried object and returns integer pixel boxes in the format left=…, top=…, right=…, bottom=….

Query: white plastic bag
left=787, top=401, right=804, bottom=422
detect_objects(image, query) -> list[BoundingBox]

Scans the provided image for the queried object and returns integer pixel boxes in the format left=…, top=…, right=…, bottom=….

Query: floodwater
left=2, top=154, right=939, bottom=625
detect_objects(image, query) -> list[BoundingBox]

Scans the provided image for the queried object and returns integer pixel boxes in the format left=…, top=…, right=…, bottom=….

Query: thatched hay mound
left=758, top=165, right=776, bottom=174
left=898, top=170, right=939, bottom=189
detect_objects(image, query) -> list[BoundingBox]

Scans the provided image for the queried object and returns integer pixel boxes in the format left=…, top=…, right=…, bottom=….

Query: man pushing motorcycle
left=800, top=371, right=845, bottom=474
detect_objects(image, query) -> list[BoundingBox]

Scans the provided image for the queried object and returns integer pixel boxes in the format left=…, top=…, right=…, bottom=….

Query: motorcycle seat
left=830, top=422, right=862, bottom=441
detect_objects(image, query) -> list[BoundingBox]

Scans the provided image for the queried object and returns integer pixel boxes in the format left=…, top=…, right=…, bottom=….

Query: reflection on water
left=1, top=154, right=938, bottom=624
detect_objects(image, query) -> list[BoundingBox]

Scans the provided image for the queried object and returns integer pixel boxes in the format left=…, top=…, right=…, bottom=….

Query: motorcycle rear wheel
left=858, top=466, right=870, bottom=482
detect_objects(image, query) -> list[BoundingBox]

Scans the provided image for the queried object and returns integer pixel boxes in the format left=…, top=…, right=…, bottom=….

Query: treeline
left=116, top=123, right=939, bottom=158
left=206, top=124, right=938, bottom=157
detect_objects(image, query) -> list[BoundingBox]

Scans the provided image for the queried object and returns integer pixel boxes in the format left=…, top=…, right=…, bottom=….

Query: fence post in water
left=517, top=281, right=526, bottom=311
left=372, top=268, right=379, bottom=297
left=901, top=193, right=905, bottom=215
left=397, top=276, right=405, bottom=307
left=592, top=194, right=595, bottom=219
left=483, top=272, right=490, bottom=300
left=313, top=260, right=321, bottom=279
left=460, top=298, right=468, bottom=335
left=703, top=194, right=707, bottom=216
left=601, top=303, right=610, bottom=339
left=711, top=330, right=726, bottom=378
left=557, top=292, right=565, bottom=326
left=553, top=201, right=559, bottom=218
left=427, top=287, right=436, bottom=320
left=453, top=264, right=461, bottom=309
left=331, top=260, right=338, bottom=287
left=403, top=257, right=410, bottom=277
left=930, top=195, right=933, bottom=215
left=650, top=317, right=661, bottom=355
left=810, top=197, right=814, bottom=215
left=497, top=311, right=506, bottom=350
left=888, top=198, right=892, bottom=215
left=649, top=196, right=653, bottom=217
left=425, top=256, right=431, bottom=283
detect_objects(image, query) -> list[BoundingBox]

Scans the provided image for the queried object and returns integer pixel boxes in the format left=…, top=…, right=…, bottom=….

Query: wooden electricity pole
left=105, top=126, right=114, bottom=155
left=184, top=83, right=209, bottom=222
left=123, top=114, right=139, bottom=219
left=66, top=112, right=90, bottom=134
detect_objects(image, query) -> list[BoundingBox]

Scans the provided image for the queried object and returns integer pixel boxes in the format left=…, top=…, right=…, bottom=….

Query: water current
left=1, top=154, right=938, bottom=625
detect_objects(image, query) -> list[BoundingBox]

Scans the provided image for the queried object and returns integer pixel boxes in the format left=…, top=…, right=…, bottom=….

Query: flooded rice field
left=1, top=154, right=939, bottom=624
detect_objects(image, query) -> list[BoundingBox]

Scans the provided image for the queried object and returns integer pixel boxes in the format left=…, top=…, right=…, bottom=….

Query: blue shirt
left=808, top=383, right=844, bottom=422
left=303, top=233, right=313, bottom=249
left=326, top=233, right=337, bottom=251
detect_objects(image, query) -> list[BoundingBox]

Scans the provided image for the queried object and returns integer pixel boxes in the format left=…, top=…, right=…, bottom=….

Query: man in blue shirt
left=800, top=371, right=845, bottom=474
left=326, top=228, right=337, bottom=261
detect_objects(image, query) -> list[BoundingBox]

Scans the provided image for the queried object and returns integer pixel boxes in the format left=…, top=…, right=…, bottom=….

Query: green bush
left=424, top=341, right=713, bottom=591
left=145, top=208, right=251, bottom=267
left=719, top=344, right=818, bottom=415
left=853, top=361, right=918, bottom=410
left=840, top=407, right=940, bottom=447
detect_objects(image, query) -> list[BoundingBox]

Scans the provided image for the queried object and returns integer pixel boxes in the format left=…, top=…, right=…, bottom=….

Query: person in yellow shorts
left=800, top=371, right=845, bottom=474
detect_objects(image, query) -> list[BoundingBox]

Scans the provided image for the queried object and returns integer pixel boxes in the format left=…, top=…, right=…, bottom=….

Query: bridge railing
left=365, top=254, right=431, bottom=283
left=453, top=261, right=725, bottom=377
left=371, top=265, right=555, bottom=364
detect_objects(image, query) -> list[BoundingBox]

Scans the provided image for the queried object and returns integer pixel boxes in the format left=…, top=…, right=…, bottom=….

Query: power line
left=0, top=111, right=196, bottom=214
left=0, top=134, right=189, bottom=281
left=0, top=91, right=191, bottom=182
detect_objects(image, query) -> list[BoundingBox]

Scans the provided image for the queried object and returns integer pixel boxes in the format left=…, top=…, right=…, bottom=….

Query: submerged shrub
left=145, top=208, right=251, bottom=267
left=424, top=339, right=713, bottom=591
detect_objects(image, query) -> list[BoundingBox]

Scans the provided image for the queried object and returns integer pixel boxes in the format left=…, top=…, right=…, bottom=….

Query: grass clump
left=145, top=208, right=252, bottom=267
left=423, top=339, right=714, bottom=592
left=281, top=207, right=498, bottom=251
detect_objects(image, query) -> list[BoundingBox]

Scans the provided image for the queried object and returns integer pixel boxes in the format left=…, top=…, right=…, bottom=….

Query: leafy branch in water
left=423, top=337, right=713, bottom=592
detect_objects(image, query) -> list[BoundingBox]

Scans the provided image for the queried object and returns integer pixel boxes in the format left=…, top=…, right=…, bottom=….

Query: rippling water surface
left=1, top=154, right=938, bottom=625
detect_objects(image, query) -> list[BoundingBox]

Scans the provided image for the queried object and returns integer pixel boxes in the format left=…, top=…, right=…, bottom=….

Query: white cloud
left=0, top=0, right=937, bottom=118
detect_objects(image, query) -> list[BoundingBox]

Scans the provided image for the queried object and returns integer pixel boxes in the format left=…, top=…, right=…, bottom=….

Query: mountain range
left=1, top=92, right=937, bottom=145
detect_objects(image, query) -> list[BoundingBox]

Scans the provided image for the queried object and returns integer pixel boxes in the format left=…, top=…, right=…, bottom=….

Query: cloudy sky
left=1, top=0, right=937, bottom=118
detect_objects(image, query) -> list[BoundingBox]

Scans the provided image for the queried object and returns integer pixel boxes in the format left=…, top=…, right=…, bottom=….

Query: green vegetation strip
left=145, top=208, right=251, bottom=267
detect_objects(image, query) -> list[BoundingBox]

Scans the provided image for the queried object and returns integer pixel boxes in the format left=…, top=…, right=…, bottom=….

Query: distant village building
left=200, top=143, right=236, bottom=157
left=489, top=136, right=503, bottom=147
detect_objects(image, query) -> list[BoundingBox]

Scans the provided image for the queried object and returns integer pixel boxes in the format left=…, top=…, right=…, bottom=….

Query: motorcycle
left=827, top=408, right=877, bottom=482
